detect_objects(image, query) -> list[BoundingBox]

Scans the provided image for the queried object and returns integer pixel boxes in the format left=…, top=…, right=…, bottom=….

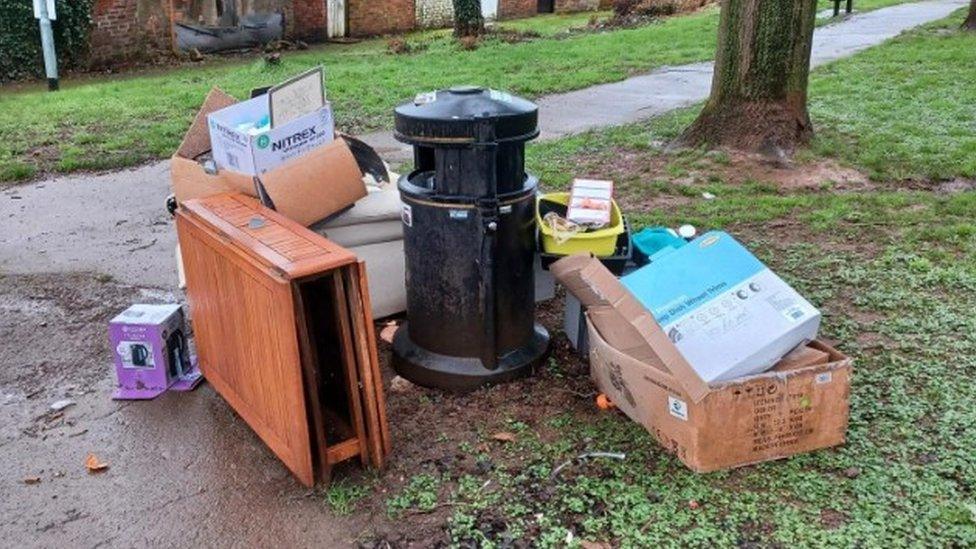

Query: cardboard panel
left=257, top=139, right=367, bottom=227
left=694, top=360, right=851, bottom=471
left=175, top=87, right=238, bottom=161
left=551, top=254, right=712, bottom=402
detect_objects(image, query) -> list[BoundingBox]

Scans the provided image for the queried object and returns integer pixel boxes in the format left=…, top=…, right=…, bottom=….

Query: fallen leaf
left=688, top=499, right=700, bottom=510
left=85, top=453, right=109, bottom=473
left=23, top=476, right=41, bottom=485
left=580, top=541, right=612, bottom=549
left=491, top=432, right=517, bottom=443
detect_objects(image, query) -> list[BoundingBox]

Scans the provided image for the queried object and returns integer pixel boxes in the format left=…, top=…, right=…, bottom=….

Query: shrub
left=0, top=0, right=94, bottom=82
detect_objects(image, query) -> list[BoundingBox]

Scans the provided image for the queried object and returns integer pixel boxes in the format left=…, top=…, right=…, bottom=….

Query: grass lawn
left=0, top=7, right=719, bottom=184
left=342, top=12, right=976, bottom=546
left=528, top=13, right=976, bottom=185
left=0, top=0, right=929, bottom=184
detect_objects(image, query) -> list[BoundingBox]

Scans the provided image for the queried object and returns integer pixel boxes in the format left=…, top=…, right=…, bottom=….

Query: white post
left=37, top=0, right=59, bottom=91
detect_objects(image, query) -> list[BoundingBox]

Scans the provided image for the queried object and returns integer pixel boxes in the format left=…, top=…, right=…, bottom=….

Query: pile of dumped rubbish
left=108, top=69, right=852, bottom=485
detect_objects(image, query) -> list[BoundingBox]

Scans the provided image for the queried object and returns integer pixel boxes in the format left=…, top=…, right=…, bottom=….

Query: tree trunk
left=676, top=0, right=819, bottom=156
left=963, top=0, right=976, bottom=31
left=453, top=0, right=485, bottom=37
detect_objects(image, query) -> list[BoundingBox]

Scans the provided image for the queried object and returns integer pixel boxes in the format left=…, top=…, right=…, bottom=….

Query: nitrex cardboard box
left=171, top=87, right=366, bottom=227
left=551, top=254, right=852, bottom=472
left=207, top=94, right=335, bottom=176
left=621, top=231, right=821, bottom=382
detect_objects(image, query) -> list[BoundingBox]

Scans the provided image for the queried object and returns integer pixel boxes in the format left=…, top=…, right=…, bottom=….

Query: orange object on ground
left=596, top=393, right=616, bottom=410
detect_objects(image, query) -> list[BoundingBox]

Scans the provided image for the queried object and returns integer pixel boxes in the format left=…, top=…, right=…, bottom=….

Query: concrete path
left=0, top=0, right=966, bottom=289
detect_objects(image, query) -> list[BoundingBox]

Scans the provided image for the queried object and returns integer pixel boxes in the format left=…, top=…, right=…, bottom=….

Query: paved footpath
left=0, top=0, right=966, bottom=289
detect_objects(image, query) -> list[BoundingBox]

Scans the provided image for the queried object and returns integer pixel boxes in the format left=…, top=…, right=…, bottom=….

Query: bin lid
left=394, top=86, right=538, bottom=144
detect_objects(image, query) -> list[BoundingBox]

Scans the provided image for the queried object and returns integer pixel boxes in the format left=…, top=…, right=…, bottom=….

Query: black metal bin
left=391, top=86, right=550, bottom=392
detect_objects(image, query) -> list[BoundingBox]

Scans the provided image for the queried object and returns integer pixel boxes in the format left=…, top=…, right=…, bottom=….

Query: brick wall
left=348, top=0, right=415, bottom=36
left=554, top=0, right=599, bottom=12
left=498, top=0, right=535, bottom=19
left=416, top=0, right=453, bottom=28
left=291, top=0, right=327, bottom=39
left=89, top=0, right=328, bottom=66
left=90, top=0, right=173, bottom=65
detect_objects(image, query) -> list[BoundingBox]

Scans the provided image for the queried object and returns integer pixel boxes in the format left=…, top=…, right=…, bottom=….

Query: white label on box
left=668, top=396, right=688, bottom=421
left=816, top=372, right=832, bottom=384
left=401, top=204, right=413, bottom=227
left=661, top=269, right=820, bottom=382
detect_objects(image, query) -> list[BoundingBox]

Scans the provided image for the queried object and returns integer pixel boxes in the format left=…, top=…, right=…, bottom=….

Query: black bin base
left=391, top=322, right=551, bottom=393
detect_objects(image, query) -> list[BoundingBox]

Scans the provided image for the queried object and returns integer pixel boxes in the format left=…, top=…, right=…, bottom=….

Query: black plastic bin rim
left=393, top=129, right=541, bottom=147
left=398, top=172, right=539, bottom=204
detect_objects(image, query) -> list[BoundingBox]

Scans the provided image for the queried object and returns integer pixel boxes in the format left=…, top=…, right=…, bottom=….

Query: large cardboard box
left=621, top=231, right=821, bottom=382
left=171, top=87, right=365, bottom=227
left=551, top=254, right=852, bottom=472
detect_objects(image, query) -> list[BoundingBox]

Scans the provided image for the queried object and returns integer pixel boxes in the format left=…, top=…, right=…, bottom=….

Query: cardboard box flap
left=175, top=87, right=238, bottom=160
left=171, top=155, right=255, bottom=203
left=256, top=139, right=367, bottom=227
left=586, top=307, right=665, bottom=368
left=551, top=254, right=712, bottom=403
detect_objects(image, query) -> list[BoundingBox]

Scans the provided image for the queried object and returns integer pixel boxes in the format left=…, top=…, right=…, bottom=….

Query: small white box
left=207, top=95, right=335, bottom=176
left=567, top=178, right=614, bottom=226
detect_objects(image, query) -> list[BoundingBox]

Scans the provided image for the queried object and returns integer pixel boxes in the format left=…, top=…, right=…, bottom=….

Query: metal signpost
left=33, top=0, right=59, bottom=91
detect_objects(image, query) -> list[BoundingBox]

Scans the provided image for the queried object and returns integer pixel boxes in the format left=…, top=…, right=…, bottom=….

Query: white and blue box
left=620, top=231, right=821, bottom=382
left=207, top=95, right=335, bottom=176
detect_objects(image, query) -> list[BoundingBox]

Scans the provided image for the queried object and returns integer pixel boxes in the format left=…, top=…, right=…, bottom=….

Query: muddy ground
left=0, top=268, right=597, bottom=547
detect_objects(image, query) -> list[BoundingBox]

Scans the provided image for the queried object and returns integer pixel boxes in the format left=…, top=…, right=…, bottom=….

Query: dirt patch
left=0, top=272, right=142, bottom=399
left=819, top=508, right=848, bottom=530
left=935, top=178, right=976, bottom=194
left=351, top=297, right=597, bottom=544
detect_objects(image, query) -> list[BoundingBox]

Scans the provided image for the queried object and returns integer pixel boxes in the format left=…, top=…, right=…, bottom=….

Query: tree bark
left=963, top=0, right=976, bottom=31
left=453, top=0, right=485, bottom=37
left=676, top=0, right=819, bottom=156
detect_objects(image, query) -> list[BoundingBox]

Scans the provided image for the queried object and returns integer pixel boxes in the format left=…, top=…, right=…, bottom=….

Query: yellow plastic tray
left=537, top=192, right=624, bottom=257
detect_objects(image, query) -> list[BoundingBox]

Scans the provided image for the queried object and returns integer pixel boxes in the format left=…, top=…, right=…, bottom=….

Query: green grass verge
left=808, top=13, right=976, bottom=181
left=526, top=11, right=976, bottom=184
left=0, top=7, right=719, bottom=184
left=0, top=0, right=930, bottom=183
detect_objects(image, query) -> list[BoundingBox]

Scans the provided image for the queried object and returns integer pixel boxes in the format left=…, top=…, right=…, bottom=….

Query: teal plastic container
left=631, top=227, right=687, bottom=265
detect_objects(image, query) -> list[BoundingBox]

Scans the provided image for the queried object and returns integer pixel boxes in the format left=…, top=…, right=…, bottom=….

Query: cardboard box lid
left=175, top=87, right=237, bottom=161
left=550, top=254, right=712, bottom=403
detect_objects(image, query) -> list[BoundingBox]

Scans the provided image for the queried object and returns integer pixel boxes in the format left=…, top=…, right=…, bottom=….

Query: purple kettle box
left=109, top=304, right=203, bottom=400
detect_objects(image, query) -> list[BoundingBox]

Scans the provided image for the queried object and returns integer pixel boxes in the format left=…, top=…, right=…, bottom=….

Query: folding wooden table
left=176, top=193, right=390, bottom=486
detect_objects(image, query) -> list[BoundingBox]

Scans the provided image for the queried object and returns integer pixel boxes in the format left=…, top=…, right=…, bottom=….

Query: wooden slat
left=356, top=261, right=392, bottom=457
left=331, top=272, right=371, bottom=467
left=326, top=438, right=365, bottom=465
left=344, top=265, right=386, bottom=469
left=292, top=285, right=332, bottom=484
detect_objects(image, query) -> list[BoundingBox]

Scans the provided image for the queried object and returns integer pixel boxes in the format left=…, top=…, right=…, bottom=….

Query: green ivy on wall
left=0, top=0, right=94, bottom=82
